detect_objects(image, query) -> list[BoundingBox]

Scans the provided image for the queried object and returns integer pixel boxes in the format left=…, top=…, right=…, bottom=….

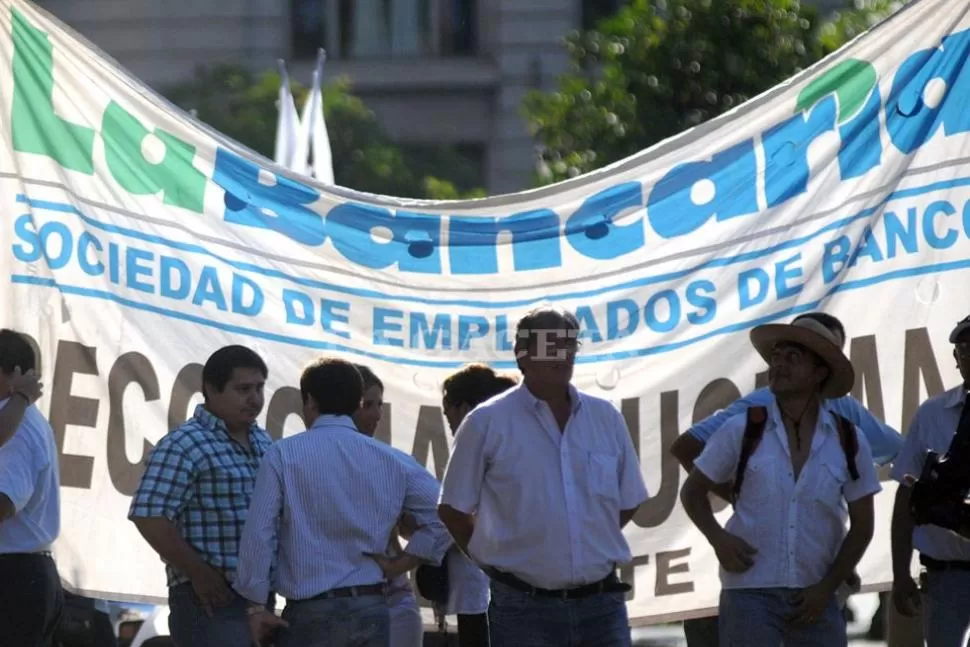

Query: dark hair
left=201, top=345, right=268, bottom=400
left=0, top=329, right=37, bottom=374
left=443, top=363, right=519, bottom=409
left=513, top=307, right=581, bottom=355
left=793, top=312, right=846, bottom=345
left=354, top=364, right=384, bottom=392
left=300, top=357, right=363, bottom=416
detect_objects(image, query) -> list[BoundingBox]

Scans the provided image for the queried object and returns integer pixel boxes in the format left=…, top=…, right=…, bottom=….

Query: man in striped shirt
left=236, top=357, right=451, bottom=647
left=128, top=345, right=273, bottom=647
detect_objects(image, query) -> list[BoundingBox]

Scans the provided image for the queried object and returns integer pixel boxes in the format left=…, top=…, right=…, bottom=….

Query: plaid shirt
left=128, top=405, right=273, bottom=587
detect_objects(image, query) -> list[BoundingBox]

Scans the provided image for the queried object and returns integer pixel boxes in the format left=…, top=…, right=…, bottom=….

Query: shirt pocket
left=737, top=455, right=776, bottom=506
left=813, top=459, right=849, bottom=514
left=587, top=451, right=620, bottom=501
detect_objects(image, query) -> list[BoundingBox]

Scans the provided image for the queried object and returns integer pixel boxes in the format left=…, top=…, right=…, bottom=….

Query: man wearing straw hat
left=681, top=316, right=882, bottom=646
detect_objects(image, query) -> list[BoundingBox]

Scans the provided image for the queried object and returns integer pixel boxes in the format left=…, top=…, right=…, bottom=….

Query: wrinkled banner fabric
left=1, top=0, right=969, bottom=625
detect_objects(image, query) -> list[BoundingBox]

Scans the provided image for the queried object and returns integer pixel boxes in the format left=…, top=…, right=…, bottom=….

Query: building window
left=290, top=0, right=477, bottom=60
left=582, top=0, right=626, bottom=30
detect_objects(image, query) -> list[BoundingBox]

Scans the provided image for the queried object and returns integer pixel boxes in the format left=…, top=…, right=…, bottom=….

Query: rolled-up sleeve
left=401, top=460, right=451, bottom=565
left=844, top=429, right=882, bottom=502
left=610, top=407, right=649, bottom=510
left=890, top=407, right=927, bottom=484
left=0, top=432, right=40, bottom=512
left=439, top=414, right=487, bottom=514
left=693, top=414, right=745, bottom=484
left=234, top=445, right=283, bottom=604
left=128, top=435, right=195, bottom=521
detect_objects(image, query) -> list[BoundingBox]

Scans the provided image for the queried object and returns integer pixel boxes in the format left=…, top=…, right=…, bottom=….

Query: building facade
left=36, top=0, right=847, bottom=195
left=36, top=0, right=605, bottom=195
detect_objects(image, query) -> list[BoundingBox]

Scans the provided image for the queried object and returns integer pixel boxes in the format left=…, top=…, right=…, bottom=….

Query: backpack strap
left=733, top=406, right=769, bottom=503
left=835, top=414, right=860, bottom=481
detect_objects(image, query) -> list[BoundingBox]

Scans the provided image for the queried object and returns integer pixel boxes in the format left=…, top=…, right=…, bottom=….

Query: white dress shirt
left=0, top=398, right=60, bottom=554
left=890, top=385, right=970, bottom=561
left=440, top=383, right=649, bottom=590
left=234, top=415, right=451, bottom=603
left=446, top=548, right=490, bottom=615
left=694, top=402, right=881, bottom=590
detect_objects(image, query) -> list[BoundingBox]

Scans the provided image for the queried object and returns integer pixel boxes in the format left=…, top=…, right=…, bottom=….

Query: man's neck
left=524, top=380, right=570, bottom=405
left=775, top=392, right=821, bottom=422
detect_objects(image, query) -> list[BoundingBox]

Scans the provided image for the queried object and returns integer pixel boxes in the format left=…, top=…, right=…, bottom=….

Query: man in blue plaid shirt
left=128, top=345, right=274, bottom=647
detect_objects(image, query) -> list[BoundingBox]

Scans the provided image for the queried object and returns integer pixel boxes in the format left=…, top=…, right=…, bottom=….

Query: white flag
left=294, top=49, right=335, bottom=184
left=273, top=60, right=300, bottom=170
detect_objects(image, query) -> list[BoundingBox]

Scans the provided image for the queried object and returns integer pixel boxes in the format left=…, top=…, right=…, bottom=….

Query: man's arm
left=438, top=414, right=489, bottom=556
left=612, top=406, right=649, bottom=528
left=891, top=485, right=916, bottom=581
left=680, top=468, right=726, bottom=541
left=819, top=429, right=882, bottom=593
left=0, top=368, right=42, bottom=448
left=398, top=459, right=452, bottom=566
left=0, top=430, right=42, bottom=524
left=128, top=438, right=201, bottom=575
left=130, top=518, right=217, bottom=582
left=234, top=448, right=283, bottom=606
left=672, top=389, right=771, bottom=502
left=833, top=395, right=903, bottom=465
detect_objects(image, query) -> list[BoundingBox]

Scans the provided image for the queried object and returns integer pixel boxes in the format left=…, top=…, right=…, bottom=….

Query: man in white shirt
left=439, top=307, right=649, bottom=647
left=681, top=317, right=881, bottom=646
left=890, top=314, right=970, bottom=647
left=0, top=329, right=63, bottom=647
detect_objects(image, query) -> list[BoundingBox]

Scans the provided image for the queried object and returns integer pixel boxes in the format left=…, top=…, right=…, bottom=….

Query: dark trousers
left=457, top=613, right=490, bottom=647
left=0, top=553, right=64, bottom=647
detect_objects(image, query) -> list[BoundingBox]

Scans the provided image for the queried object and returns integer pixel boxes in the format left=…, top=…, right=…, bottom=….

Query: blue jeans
left=718, top=588, right=846, bottom=647
left=923, top=568, right=970, bottom=647
left=277, top=594, right=390, bottom=647
left=168, top=583, right=251, bottom=647
left=488, top=580, right=631, bottom=647
left=683, top=615, right=720, bottom=647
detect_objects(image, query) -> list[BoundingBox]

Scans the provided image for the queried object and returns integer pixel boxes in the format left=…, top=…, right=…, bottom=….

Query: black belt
left=483, top=567, right=630, bottom=600
left=304, top=583, right=386, bottom=602
left=920, top=554, right=970, bottom=571
left=0, top=551, right=52, bottom=559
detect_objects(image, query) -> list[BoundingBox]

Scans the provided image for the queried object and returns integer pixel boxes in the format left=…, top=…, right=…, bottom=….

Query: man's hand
left=789, top=582, right=836, bottom=625
left=397, top=513, right=419, bottom=540
left=365, top=552, right=420, bottom=580
left=892, top=576, right=921, bottom=617
left=188, top=565, right=233, bottom=616
left=248, top=608, right=288, bottom=646
left=710, top=529, right=757, bottom=573
left=8, top=367, right=42, bottom=404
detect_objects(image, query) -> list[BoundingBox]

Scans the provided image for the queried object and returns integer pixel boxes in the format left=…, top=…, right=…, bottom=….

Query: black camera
left=909, top=449, right=970, bottom=539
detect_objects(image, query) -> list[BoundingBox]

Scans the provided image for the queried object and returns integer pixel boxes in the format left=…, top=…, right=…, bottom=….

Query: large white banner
left=2, top=0, right=970, bottom=624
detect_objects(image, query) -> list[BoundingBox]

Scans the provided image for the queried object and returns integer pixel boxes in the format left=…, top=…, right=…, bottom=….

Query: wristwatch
left=246, top=604, right=266, bottom=616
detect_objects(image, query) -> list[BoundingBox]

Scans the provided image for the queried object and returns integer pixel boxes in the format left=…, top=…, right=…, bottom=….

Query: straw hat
left=750, top=317, right=855, bottom=399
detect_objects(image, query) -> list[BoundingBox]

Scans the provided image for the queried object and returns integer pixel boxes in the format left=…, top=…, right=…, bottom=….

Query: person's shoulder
left=16, top=406, right=56, bottom=454
left=905, top=385, right=962, bottom=425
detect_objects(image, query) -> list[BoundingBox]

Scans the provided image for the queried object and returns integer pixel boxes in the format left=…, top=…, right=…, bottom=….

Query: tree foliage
left=164, top=64, right=485, bottom=199
left=524, top=0, right=904, bottom=185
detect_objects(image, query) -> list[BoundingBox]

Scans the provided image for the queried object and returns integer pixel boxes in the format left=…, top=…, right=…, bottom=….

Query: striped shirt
left=234, top=415, right=451, bottom=604
left=128, top=405, right=273, bottom=587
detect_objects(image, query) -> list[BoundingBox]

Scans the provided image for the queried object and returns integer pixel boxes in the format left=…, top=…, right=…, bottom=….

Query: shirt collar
left=309, top=414, right=359, bottom=432
left=768, top=398, right=839, bottom=436
left=944, top=385, right=969, bottom=409
left=517, top=382, right=583, bottom=413
left=192, top=404, right=262, bottom=438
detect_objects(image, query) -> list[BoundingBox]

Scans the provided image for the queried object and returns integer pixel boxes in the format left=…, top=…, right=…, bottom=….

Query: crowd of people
left=0, top=305, right=967, bottom=647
